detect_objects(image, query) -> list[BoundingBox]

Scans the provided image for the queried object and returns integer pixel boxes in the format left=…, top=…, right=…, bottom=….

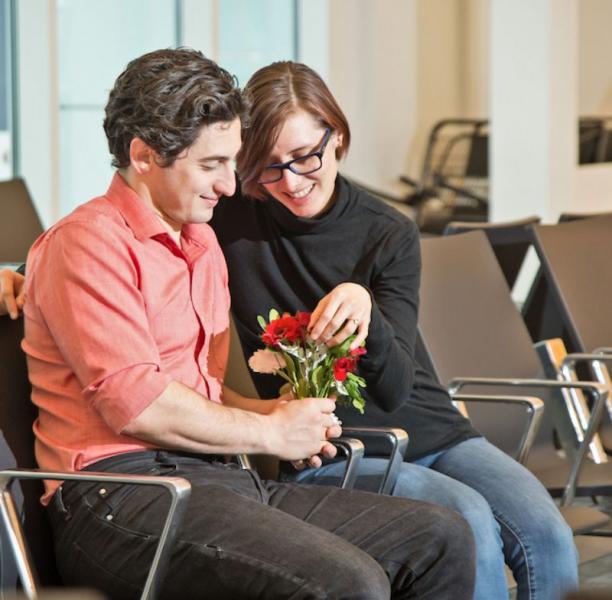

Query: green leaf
left=352, top=398, right=365, bottom=414
left=283, top=354, right=297, bottom=381
left=257, top=315, right=268, bottom=331
left=269, top=308, right=280, bottom=321
left=312, top=365, right=324, bottom=391
left=347, top=373, right=366, bottom=387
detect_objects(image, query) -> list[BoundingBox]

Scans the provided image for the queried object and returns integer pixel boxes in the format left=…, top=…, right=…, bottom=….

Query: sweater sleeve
left=356, top=218, right=421, bottom=412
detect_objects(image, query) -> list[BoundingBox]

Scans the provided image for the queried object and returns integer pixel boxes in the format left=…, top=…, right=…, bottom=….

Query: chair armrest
left=447, top=377, right=608, bottom=506
left=594, top=347, right=612, bottom=355
left=330, top=438, right=365, bottom=490
left=235, top=442, right=363, bottom=491
left=560, top=352, right=612, bottom=375
left=0, top=469, right=191, bottom=600
left=340, top=427, right=409, bottom=494
left=559, top=353, right=612, bottom=418
left=452, top=394, right=544, bottom=465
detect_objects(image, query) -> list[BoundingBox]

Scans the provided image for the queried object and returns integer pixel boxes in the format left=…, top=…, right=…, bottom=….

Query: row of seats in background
left=416, top=212, right=612, bottom=546
left=357, top=116, right=612, bottom=234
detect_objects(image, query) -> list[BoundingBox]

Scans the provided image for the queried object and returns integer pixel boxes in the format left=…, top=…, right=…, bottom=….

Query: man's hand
left=0, top=269, right=25, bottom=320
left=266, top=397, right=342, bottom=461
left=308, top=283, right=371, bottom=349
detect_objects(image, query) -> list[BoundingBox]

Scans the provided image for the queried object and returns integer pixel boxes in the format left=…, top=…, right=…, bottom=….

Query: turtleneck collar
left=264, top=175, right=351, bottom=235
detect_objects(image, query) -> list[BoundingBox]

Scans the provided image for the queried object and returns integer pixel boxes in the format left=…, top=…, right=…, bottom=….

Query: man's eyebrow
left=198, top=155, right=232, bottom=163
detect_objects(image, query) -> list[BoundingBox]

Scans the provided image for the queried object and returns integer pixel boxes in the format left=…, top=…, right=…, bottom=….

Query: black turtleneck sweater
left=211, top=175, right=478, bottom=460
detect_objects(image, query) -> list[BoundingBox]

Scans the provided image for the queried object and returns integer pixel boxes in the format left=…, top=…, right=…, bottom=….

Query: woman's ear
left=335, top=132, right=344, bottom=149
left=129, top=137, right=156, bottom=174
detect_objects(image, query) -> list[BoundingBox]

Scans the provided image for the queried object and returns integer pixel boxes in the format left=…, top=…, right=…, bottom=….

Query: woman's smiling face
left=261, top=109, right=342, bottom=219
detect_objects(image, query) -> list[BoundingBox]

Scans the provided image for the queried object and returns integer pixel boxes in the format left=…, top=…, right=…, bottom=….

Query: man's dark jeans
left=47, top=451, right=475, bottom=599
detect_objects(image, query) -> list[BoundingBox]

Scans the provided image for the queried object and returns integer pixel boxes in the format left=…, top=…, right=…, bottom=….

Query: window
left=218, top=0, right=297, bottom=87
left=0, top=0, right=13, bottom=180
left=57, top=0, right=180, bottom=214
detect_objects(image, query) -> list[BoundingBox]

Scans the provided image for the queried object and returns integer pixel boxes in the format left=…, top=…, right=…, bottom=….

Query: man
left=11, top=49, right=474, bottom=599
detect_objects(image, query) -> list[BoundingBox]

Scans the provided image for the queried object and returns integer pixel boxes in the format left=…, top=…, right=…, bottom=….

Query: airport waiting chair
left=399, top=119, right=490, bottom=234
left=528, top=216, right=612, bottom=453
left=0, top=179, right=44, bottom=264
left=443, top=215, right=540, bottom=289
left=0, top=315, right=192, bottom=600
left=417, top=231, right=611, bottom=534
left=523, top=211, right=612, bottom=346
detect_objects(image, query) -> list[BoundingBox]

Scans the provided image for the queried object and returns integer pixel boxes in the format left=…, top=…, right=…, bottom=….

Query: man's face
left=146, top=118, right=241, bottom=228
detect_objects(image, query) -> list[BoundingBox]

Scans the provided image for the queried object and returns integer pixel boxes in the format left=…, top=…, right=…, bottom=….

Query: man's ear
left=129, top=137, right=156, bottom=174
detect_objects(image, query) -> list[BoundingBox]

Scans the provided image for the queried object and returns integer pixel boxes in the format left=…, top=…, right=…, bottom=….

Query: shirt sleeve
left=356, top=219, right=421, bottom=412
left=28, top=219, right=172, bottom=433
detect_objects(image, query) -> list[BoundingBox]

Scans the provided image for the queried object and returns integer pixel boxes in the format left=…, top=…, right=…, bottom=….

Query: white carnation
left=248, top=349, right=286, bottom=374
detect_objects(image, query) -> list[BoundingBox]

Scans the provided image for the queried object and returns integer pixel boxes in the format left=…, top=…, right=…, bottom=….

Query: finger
left=349, top=320, right=370, bottom=350
left=16, top=287, right=25, bottom=309
left=309, top=297, right=343, bottom=341
left=307, top=455, right=322, bottom=469
left=2, top=291, right=18, bottom=320
left=326, top=424, right=342, bottom=439
left=309, top=397, right=337, bottom=413
left=325, top=317, right=359, bottom=347
left=308, top=295, right=330, bottom=332
left=318, top=304, right=353, bottom=343
left=320, top=442, right=337, bottom=460
left=291, top=459, right=307, bottom=471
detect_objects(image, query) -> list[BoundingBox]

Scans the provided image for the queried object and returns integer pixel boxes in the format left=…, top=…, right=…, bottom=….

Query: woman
left=211, top=61, right=577, bottom=600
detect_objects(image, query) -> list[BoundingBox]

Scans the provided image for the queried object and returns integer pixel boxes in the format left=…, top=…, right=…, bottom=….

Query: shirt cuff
left=85, top=364, right=173, bottom=434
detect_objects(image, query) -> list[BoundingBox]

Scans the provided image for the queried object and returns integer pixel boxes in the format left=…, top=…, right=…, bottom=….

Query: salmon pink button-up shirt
left=23, top=173, right=230, bottom=501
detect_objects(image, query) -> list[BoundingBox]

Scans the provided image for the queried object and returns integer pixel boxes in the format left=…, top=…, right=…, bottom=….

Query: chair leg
left=0, top=489, right=39, bottom=599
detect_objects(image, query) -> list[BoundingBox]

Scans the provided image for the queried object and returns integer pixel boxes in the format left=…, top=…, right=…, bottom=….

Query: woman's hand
left=0, top=269, right=25, bottom=319
left=308, top=283, right=371, bottom=349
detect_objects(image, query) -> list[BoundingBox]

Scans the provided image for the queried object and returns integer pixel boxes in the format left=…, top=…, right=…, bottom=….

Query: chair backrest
left=443, top=215, right=540, bottom=289
left=0, top=179, right=44, bottom=264
left=558, top=210, right=612, bottom=223
left=523, top=211, right=612, bottom=346
left=530, top=215, right=612, bottom=353
left=223, top=316, right=279, bottom=480
left=417, top=231, right=568, bottom=466
left=0, top=316, right=61, bottom=587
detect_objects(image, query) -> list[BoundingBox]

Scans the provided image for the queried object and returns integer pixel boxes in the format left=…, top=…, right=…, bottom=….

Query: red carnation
left=296, top=311, right=311, bottom=329
left=350, top=347, right=367, bottom=357
left=262, top=314, right=304, bottom=347
left=333, top=357, right=357, bottom=382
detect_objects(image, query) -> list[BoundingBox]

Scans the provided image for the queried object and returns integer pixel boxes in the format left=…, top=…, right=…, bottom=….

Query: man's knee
left=425, top=505, right=477, bottom=568
left=326, top=556, right=390, bottom=600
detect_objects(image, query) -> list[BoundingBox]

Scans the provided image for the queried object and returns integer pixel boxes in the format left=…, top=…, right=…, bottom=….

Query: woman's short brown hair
left=237, top=61, right=350, bottom=200
left=104, top=48, right=246, bottom=169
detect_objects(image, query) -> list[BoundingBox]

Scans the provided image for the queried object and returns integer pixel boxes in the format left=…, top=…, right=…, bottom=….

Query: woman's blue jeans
left=290, top=436, right=578, bottom=600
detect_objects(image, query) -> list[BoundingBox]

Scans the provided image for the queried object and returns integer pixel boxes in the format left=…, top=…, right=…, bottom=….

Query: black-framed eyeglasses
left=257, top=128, right=332, bottom=184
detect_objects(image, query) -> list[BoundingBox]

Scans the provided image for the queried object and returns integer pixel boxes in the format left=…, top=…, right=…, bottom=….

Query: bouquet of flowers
left=248, top=309, right=367, bottom=414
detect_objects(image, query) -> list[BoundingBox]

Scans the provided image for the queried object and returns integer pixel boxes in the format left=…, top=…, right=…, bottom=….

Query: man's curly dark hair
left=103, top=48, right=247, bottom=168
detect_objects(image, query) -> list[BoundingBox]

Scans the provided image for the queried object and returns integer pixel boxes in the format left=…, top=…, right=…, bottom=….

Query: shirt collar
left=103, top=172, right=211, bottom=248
